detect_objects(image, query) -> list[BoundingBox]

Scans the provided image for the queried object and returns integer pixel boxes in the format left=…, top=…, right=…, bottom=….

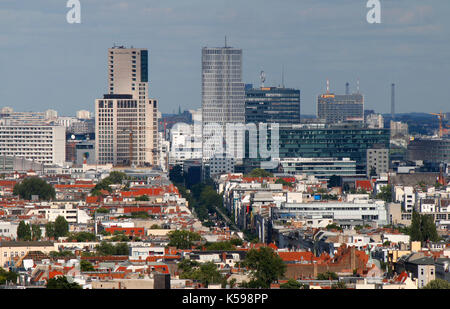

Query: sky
left=0, top=0, right=449, bottom=116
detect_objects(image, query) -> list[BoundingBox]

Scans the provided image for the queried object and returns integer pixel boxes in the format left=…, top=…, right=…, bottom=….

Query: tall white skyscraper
left=201, top=46, right=245, bottom=160
left=95, top=46, right=158, bottom=167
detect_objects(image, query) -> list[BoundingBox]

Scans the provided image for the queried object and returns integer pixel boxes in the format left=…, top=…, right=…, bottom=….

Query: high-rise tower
left=95, top=46, right=158, bottom=167
left=201, top=46, right=245, bottom=160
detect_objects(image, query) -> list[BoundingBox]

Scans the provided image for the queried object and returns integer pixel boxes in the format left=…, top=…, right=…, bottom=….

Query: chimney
left=391, top=83, right=395, bottom=120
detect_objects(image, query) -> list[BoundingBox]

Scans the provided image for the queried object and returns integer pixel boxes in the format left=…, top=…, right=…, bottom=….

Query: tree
left=280, top=279, right=302, bottom=289
left=17, top=221, right=32, bottom=241
left=409, top=211, right=439, bottom=243
left=178, top=260, right=225, bottom=287
left=317, top=271, right=339, bottom=280
left=135, top=195, right=149, bottom=201
left=241, top=247, right=286, bottom=288
left=107, top=171, right=127, bottom=184
left=331, top=282, right=347, bottom=289
left=275, top=178, right=293, bottom=187
left=168, top=230, right=202, bottom=249
left=31, top=224, right=42, bottom=240
left=420, top=214, right=439, bottom=242
left=422, top=279, right=450, bottom=289
left=0, top=267, right=18, bottom=285
left=376, top=185, right=392, bottom=203
left=80, top=260, right=95, bottom=272
left=96, top=241, right=115, bottom=255
left=96, top=207, right=109, bottom=214
left=95, top=241, right=129, bottom=256
left=54, top=216, right=69, bottom=238
left=46, top=276, right=82, bottom=289
left=45, top=222, right=56, bottom=239
left=67, top=232, right=97, bottom=242
left=114, top=242, right=130, bottom=255
left=13, top=177, right=55, bottom=201
left=246, top=168, right=273, bottom=178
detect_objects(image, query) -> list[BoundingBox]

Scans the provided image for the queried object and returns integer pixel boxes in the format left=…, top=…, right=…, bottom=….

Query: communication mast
left=260, top=71, right=266, bottom=88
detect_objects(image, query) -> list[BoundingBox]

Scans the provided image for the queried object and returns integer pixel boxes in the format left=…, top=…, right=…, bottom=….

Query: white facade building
left=0, top=221, right=18, bottom=240
left=0, top=124, right=66, bottom=165
left=169, top=122, right=202, bottom=165
left=27, top=204, right=91, bottom=224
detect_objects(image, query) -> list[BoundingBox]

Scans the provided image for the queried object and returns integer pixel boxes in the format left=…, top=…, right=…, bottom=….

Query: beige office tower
left=95, top=46, right=158, bottom=167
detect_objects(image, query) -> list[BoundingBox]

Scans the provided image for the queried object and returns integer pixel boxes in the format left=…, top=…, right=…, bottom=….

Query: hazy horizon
left=1, top=0, right=449, bottom=116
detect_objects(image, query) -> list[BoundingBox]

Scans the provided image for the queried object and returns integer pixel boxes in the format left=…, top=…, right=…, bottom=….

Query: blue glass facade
left=243, top=124, right=390, bottom=175
left=245, top=87, right=301, bottom=124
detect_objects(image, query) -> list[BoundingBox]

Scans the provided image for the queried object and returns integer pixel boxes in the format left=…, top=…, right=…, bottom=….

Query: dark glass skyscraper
left=245, top=86, right=301, bottom=124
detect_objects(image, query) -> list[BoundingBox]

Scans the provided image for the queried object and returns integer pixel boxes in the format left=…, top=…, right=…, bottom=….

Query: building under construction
left=407, top=137, right=450, bottom=163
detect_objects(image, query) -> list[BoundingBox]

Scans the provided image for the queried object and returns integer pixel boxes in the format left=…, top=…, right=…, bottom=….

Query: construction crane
left=122, top=122, right=134, bottom=166
left=430, top=111, right=450, bottom=138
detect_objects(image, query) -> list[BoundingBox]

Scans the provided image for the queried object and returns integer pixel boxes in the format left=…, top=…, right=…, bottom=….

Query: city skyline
left=1, top=1, right=449, bottom=116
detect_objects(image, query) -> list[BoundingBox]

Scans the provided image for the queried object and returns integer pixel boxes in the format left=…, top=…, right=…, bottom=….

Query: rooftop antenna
left=391, top=83, right=395, bottom=120
left=260, top=71, right=266, bottom=88
left=356, top=79, right=360, bottom=94
left=225, top=35, right=227, bottom=48
left=326, top=79, right=330, bottom=94
left=281, top=65, right=285, bottom=88
left=345, top=82, right=350, bottom=95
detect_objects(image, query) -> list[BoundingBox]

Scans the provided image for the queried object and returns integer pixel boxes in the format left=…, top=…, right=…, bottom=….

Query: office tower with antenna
left=317, top=80, right=364, bottom=124
left=245, top=71, right=301, bottom=124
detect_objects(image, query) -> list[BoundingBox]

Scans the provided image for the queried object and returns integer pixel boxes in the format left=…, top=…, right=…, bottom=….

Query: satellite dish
left=260, top=71, right=266, bottom=87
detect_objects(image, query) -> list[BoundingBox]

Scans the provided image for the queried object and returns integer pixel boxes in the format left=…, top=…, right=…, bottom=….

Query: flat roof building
left=245, top=86, right=301, bottom=124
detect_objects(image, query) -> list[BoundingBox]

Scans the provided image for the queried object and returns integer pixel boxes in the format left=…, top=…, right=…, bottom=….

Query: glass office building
left=245, top=87, right=301, bottom=124
left=244, top=123, right=390, bottom=175
left=202, top=46, right=245, bottom=159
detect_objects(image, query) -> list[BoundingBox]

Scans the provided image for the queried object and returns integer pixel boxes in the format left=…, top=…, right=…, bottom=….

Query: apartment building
left=0, top=123, right=65, bottom=165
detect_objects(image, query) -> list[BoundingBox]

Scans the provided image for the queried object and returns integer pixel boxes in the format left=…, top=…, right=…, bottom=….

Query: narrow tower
left=391, top=83, right=395, bottom=120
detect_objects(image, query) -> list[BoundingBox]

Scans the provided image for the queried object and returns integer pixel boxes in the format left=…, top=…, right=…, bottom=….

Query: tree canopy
left=246, top=168, right=273, bottom=178
left=241, top=247, right=286, bottom=288
left=168, top=230, right=202, bottom=249
left=46, top=276, right=82, bottom=289
left=13, top=177, right=55, bottom=201
left=45, top=216, right=69, bottom=239
left=375, top=184, right=393, bottom=203
left=178, top=260, right=225, bottom=287
left=17, top=221, right=32, bottom=241
left=409, top=211, right=439, bottom=243
left=91, top=171, right=128, bottom=195
left=0, top=267, right=18, bottom=285
left=317, top=271, right=339, bottom=280
left=95, top=241, right=129, bottom=256
left=422, top=279, right=450, bottom=289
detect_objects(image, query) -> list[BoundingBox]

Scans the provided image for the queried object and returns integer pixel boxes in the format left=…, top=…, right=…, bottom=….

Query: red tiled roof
left=277, top=251, right=316, bottom=262
left=55, top=184, right=95, bottom=189
left=86, top=196, right=99, bottom=203
left=355, top=180, right=373, bottom=191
